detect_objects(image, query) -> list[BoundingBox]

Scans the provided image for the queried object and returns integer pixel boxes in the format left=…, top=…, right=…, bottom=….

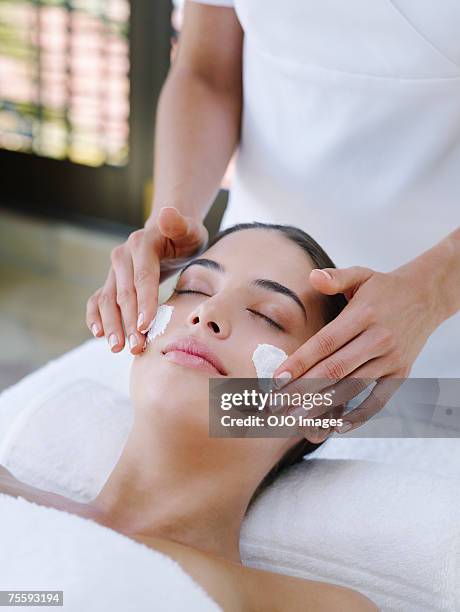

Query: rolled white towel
left=0, top=379, right=132, bottom=501
left=241, top=458, right=460, bottom=612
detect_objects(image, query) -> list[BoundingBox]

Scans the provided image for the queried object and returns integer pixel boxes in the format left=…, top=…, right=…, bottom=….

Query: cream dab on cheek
left=251, top=343, right=288, bottom=387
left=146, top=304, right=174, bottom=344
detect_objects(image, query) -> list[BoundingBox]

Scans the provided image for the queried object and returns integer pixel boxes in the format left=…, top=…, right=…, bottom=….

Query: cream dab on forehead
left=146, top=305, right=174, bottom=344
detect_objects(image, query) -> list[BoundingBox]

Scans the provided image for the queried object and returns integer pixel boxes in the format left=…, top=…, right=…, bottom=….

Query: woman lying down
left=0, top=222, right=378, bottom=611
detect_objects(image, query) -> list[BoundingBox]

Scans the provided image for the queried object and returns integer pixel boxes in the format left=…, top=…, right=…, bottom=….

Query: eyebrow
left=252, top=278, right=308, bottom=322
left=180, top=258, right=224, bottom=276
left=178, top=258, right=308, bottom=323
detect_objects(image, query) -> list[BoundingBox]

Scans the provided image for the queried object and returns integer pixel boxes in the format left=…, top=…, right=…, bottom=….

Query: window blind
left=0, top=0, right=130, bottom=167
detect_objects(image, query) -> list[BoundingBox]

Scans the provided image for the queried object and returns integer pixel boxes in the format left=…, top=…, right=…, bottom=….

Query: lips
left=162, top=335, right=227, bottom=376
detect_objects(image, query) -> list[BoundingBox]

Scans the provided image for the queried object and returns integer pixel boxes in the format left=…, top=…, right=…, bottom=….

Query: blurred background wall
left=0, top=0, right=232, bottom=390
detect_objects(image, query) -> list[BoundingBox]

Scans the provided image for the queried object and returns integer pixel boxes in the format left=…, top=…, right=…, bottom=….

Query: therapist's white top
left=191, top=0, right=460, bottom=376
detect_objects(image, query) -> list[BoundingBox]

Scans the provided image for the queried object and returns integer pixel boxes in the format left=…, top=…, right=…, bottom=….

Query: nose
left=187, top=299, right=231, bottom=339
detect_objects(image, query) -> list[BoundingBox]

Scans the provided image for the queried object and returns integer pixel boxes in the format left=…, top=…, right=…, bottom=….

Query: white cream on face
left=146, top=304, right=174, bottom=344
left=252, top=344, right=288, bottom=390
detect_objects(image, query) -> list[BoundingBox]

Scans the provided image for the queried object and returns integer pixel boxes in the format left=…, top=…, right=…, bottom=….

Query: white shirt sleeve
left=189, top=0, right=234, bottom=6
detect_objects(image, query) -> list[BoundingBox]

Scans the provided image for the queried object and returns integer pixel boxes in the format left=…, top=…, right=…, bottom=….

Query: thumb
left=156, top=206, right=208, bottom=254
left=156, top=206, right=191, bottom=240
left=309, top=266, right=374, bottom=298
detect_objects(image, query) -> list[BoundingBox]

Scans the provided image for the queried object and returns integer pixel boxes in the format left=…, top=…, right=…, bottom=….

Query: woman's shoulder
left=131, top=534, right=247, bottom=611
left=245, top=566, right=380, bottom=612
left=133, top=534, right=378, bottom=612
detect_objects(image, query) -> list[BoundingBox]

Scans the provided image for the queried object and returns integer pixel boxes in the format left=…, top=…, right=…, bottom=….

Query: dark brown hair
left=207, top=222, right=347, bottom=508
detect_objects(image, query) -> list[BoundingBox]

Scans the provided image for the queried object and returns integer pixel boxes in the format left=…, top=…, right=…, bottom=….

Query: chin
left=130, top=357, right=209, bottom=413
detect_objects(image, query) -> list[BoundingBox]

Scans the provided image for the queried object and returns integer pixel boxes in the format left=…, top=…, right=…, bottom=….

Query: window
left=0, top=0, right=130, bottom=167
left=0, top=1, right=172, bottom=228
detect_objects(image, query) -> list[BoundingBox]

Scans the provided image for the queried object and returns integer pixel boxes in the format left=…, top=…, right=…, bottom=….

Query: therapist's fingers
left=127, top=229, right=160, bottom=334
left=155, top=206, right=209, bottom=261
left=130, top=207, right=208, bottom=331
left=285, top=377, right=373, bottom=419
left=335, top=375, right=403, bottom=433
left=268, top=377, right=342, bottom=419
left=294, top=326, right=392, bottom=385
left=296, top=403, right=346, bottom=443
left=322, top=376, right=375, bottom=411
left=272, top=303, right=365, bottom=386
left=97, top=268, right=125, bottom=352
left=111, top=245, right=145, bottom=354
left=333, top=358, right=399, bottom=432
left=86, top=289, right=104, bottom=338
left=309, top=265, right=374, bottom=300
left=272, top=265, right=375, bottom=385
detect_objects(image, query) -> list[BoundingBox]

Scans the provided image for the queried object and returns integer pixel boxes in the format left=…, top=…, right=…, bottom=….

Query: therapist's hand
left=272, top=263, right=443, bottom=433
left=86, top=206, right=208, bottom=354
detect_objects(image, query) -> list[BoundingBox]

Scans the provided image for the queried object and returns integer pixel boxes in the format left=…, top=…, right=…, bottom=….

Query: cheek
left=252, top=343, right=288, bottom=379
left=146, top=304, right=174, bottom=344
left=225, top=315, right=303, bottom=378
left=129, top=358, right=144, bottom=406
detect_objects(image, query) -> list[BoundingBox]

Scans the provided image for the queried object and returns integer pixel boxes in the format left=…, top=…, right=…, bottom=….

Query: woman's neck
left=91, top=413, right=256, bottom=563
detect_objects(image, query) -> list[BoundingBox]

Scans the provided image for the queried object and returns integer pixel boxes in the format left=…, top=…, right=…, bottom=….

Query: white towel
left=241, top=458, right=460, bottom=612
left=0, top=494, right=221, bottom=612
left=0, top=339, right=131, bottom=438
left=0, top=379, right=132, bottom=501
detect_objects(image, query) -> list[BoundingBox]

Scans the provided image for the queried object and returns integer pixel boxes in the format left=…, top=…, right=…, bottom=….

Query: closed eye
left=174, top=288, right=210, bottom=297
left=247, top=309, right=284, bottom=332
left=174, top=289, right=285, bottom=332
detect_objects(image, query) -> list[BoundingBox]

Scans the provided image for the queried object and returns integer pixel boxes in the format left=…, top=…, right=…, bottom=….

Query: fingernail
left=314, top=269, right=333, bottom=280
left=129, top=334, right=138, bottom=350
left=273, top=371, right=292, bottom=389
left=108, top=334, right=118, bottom=349
left=137, top=312, right=144, bottom=330
left=91, top=323, right=99, bottom=337
left=139, top=316, right=154, bottom=334
left=336, top=421, right=353, bottom=433
left=142, top=319, right=155, bottom=334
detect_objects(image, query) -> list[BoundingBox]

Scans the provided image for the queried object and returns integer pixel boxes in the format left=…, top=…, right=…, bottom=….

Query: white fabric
left=0, top=340, right=132, bottom=500
left=189, top=0, right=234, bottom=6
left=0, top=341, right=132, bottom=439
left=241, top=459, right=460, bottom=612
left=211, top=0, right=460, bottom=377
left=0, top=494, right=221, bottom=612
left=1, top=339, right=460, bottom=612
left=0, top=379, right=133, bottom=501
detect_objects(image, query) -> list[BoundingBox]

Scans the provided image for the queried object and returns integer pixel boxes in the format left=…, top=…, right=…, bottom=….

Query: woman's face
left=130, top=228, right=328, bottom=455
